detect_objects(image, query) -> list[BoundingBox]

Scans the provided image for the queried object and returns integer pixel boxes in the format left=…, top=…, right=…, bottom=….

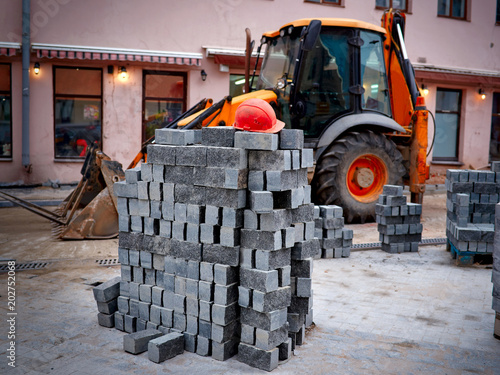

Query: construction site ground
left=0, top=185, right=499, bottom=374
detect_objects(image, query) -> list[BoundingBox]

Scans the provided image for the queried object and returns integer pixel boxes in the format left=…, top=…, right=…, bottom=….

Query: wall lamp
left=120, top=66, right=127, bottom=79
left=421, top=83, right=429, bottom=96
left=478, top=88, right=486, bottom=100
left=33, top=62, right=40, bottom=75
left=201, top=69, right=207, bottom=82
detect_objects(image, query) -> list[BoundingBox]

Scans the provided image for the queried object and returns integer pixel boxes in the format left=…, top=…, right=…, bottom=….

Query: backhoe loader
left=133, top=9, right=429, bottom=223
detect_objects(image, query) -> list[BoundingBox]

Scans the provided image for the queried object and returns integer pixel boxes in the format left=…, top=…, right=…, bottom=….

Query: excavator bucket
left=51, top=145, right=125, bottom=240
left=55, top=187, right=119, bottom=240
left=0, top=144, right=125, bottom=240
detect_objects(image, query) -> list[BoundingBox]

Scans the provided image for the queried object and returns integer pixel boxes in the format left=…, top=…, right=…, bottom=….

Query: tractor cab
left=255, top=19, right=392, bottom=145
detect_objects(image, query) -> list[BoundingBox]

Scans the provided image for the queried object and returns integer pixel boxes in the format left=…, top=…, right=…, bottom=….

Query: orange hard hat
left=233, top=98, right=285, bottom=134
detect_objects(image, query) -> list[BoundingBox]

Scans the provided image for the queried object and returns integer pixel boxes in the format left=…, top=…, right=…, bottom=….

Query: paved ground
left=0, top=187, right=499, bottom=374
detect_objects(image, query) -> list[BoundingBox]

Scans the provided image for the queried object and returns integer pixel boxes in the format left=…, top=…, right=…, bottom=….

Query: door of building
left=489, top=92, right=500, bottom=162
left=433, top=88, right=462, bottom=161
left=142, top=71, right=186, bottom=142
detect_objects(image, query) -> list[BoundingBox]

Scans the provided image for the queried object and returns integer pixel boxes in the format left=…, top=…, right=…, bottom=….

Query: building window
left=438, top=0, right=467, bottom=20
left=497, top=0, right=500, bottom=24
left=230, top=74, right=246, bottom=97
left=433, top=88, right=462, bottom=161
left=376, top=0, right=407, bottom=12
left=0, top=63, right=12, bottom=159
left=490, top=93, right=500, bottom=161
left=305, top=0, right=342, bottom=6
left=54, top=67, right=102, bottom=159
left=143, top=71, right=186, bottom=142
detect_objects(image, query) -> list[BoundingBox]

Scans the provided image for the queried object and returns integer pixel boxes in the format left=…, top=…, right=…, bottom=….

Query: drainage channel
left=0, top=258, right=120, bottom=273
left=0, top=261, right=52, bottom=272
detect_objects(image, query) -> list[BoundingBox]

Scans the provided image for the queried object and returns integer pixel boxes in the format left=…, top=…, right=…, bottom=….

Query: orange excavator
left=132, top=9, right=429, bottom=223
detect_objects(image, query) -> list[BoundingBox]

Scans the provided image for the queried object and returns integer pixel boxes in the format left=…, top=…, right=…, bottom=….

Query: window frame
left=0, top=63, right=12, bottom=160
left=375, top=0, right=410, bottom=13
left=53, top=65, right=103, bottom=160
left=437, top=0, right=471, bottom=21
left=496, top=0, right=500, bottom=25
left=432, top=87, right=462, bottom=162
left=304, top=0, right=344, bottom=7
left=142, top=70, right=187, bottom=143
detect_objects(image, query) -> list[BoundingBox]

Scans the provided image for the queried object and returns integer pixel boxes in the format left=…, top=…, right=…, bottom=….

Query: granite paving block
left=97, top=298, right=118, bottom=315
left=147, top=144, right=176, bottom=166
left=196, top=336, right=212, bottom=356
left=252, top=287, right=291, bottom=313
left=255, top=324, right=288, bottom=351
left=211, top=320, right=239, bottom=343
left=240, top=229, right=282, bottom=251
left=214, top=264, right=239, bottom=285
left=156, top=128, right=200, bottom=146
left=279, top=129, right=304, bottom=149
left=152, top=164, right=164, bottom=182
left=241, top=324, right=255, bottom=345
left=206, top=147, right=248, bottom=169
left=240, top=267, right=279, bottom=293
left=183, top=332, right=197, bottom=353
left=201, top=126, right=236, bottom=147
left=202, top=244, right=239, bottom=266
left=93, top=276, right=121, bottom=303
left=255, top=248, right=291, bottom=271
left=114, top=181, right=138, bottom=198
left=97, top=312, right=114, bottom=328
left=212, top=302, right=238, bottom=326
left=123, top=329, right=163, bottom=354
left=124, top=314, right=137, bottom=333
left=212, top=338, right=239, bottom=361
left=235, top=131, right=278, bottom=151
left=249, top=191, right=274, bottom=213
left=240, top=307, right=287, bottom=331
left=237, top=342, right=279, bottom=372
left=214, top=283, right=239, bottom=305
left=140, top=163, right=152, bottom=182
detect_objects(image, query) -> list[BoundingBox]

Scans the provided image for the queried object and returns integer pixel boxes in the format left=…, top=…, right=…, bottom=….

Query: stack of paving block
left=236, top=128, right=319, bottom=371
left=110, top=126, right=319, bottom=371
left=93, top=277, right=121, bottom=328
left=493, top=203, right=500, bottom=339
left=314, top=205, right=353, bottom=258
left=445, top=166, right=500, bottom=258
left=375, top=185, right=422, bottom=253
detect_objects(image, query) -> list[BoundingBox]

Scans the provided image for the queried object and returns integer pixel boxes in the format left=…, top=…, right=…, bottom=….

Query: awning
left=414, top=63, right=500, bottom=86
left=204, top=47, right=263, bottom=69
left=32, top=43, right=202, bottom=66
left=0, top=42, right=21, bottom=57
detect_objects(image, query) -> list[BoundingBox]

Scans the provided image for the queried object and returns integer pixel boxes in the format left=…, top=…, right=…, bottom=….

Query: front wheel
left=312, top=131, right=406, bottom=223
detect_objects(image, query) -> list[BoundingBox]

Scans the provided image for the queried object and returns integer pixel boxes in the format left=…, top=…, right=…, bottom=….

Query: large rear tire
left=312, top=131, right=406, bottom=223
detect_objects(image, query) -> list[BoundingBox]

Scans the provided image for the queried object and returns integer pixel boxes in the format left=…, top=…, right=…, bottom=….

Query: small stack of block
left=493, top=204, right=500, bottom=339
left=445, top=167, right=499, bottom=258
left=236, top=128, right=319, bottom=372
left=314, top=205, right=353, bottom=258
left=108, top=126, right=319, bottom=371
left=93, top=277, right=121, bottom=328
left=375, top=185, right=422, bottom=253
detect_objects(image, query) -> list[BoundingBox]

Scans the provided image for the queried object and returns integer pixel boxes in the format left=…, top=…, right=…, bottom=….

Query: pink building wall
left=0, top=0, right=499, bottom=184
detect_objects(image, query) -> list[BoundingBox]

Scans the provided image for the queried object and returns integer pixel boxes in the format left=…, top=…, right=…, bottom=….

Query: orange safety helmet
left=233, top=98, right=285, bottom=134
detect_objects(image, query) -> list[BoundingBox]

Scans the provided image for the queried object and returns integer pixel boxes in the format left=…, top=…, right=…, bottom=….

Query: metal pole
left=22, top=0, right=31, bottom=171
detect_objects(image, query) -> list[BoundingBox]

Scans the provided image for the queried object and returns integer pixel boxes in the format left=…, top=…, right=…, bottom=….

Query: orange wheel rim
left=346, top=154, right=388, bottom=203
